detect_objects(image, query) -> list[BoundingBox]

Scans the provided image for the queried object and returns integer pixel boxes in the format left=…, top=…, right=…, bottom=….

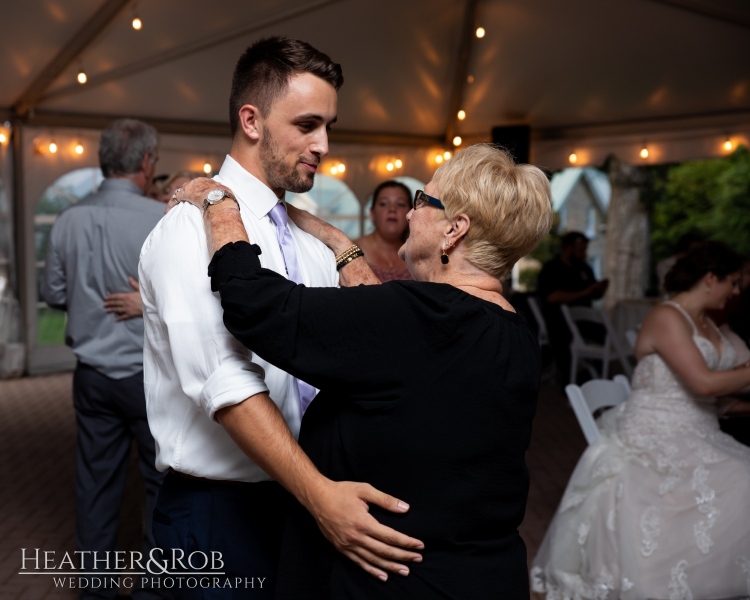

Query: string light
left=329, top=162, right=346, bottom=175
left=723, top=138, right=734, bottom=152
left=435, top=154, right=444, bottom=164
left=457, top=110, right=466, bottom=121
left=452, top=136, right=462, bottom=147
left=569, top=152, right=578, bottom=164
left=386, top=162, right=394, bottom=172
left=475, top=27, right=486, bottom=38
left=203, top=162, right=212, bottom=174
left=443, top=151, right=452, bottom=160
left=132, top=16, right=142, bottom=30
left=639, top=146, right=649, bottom=159
left=394, top=159, right=403, bottom=169
left=74, top=142, right=84, bottom=155
left=0, top=133, right=7, bottom=144
left=49, top=142, right=58, bottom=154
left=77, top=70, right=87, bottom=85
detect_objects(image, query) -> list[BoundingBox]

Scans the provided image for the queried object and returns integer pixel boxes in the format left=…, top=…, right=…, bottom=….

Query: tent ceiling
left=3, top=0, right=750, bottom=144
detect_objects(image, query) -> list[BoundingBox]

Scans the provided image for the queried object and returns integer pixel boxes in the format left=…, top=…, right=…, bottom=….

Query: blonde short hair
left=433, top=143, right=553, bottom=280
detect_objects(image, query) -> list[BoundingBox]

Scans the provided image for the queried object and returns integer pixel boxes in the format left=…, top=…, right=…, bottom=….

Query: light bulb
left=394, top=159, right=403, bottom=169
left=132, top=17, right=142, bottom=30
left=569, top=153, right=578, bottom=164
left=723, top=138, right=734, bottom=152
left=452, top=136, right=462, bottom=147
left=49, top=142, right=58, bottom=153
left=475, top=27, right=485, bottom=38
left=386, top=162, right=394, bottom=172
left=435, top=155, right=444, bottom=164
left=75, top=143, right=84, bottom=155
left=457, top=110, right=466, bottom=121
left=443, top=151, right=452, bottom=160
left=338, top=163, right=346, bottom=173
left=203, top=162, right=212, bottom=174
left=77, top=71, right=87, bottom=84
left=330, top=165, right=338, bottom=175
left=0, top=133, right=7, bottom=144
left=640, top=147, right=649, bottom=159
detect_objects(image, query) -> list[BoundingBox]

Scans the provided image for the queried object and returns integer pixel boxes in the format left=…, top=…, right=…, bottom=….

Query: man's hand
left=303, top=479, right=424, bottom=581
left=104, top=277, right=142, bottom=321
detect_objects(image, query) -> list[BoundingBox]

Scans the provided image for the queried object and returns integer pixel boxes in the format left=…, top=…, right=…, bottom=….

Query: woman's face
left=370, top=186, right=411, bottom=240
left=709, top=270, right=741, bottom=309
left=398, top=179, right=445, bottom=279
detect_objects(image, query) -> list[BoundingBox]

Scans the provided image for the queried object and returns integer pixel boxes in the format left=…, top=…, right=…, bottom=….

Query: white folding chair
left=561, top=305, right=633, bottom=384
left=565, top=377, right=630, bottom=445
left=527, top=296, right=555, bottom=382
left=625, top=329, right=638, bottom=351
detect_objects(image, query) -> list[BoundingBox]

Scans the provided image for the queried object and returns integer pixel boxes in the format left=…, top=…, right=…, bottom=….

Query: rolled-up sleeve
left=139, top=205, right=268, bottom=420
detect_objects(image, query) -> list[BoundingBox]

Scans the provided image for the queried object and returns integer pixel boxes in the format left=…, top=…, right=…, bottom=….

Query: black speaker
left=491, top=125, right=530, bottom=164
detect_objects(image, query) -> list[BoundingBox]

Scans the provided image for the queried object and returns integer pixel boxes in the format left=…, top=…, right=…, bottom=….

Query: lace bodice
left=615, top=301, right=737, bottom=445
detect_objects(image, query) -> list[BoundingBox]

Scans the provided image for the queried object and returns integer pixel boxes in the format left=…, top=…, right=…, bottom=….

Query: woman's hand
left=286, top=203, right=353, bottom=255
left=164, top=177, right=234, bottom=213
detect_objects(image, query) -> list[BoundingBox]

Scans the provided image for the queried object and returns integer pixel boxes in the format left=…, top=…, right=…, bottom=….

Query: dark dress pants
left=73, top=362, right=167, bottom=599
left=152, top=472, right=289, bottom=599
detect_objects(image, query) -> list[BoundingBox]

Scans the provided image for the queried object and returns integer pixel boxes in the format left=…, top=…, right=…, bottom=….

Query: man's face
left=258, top=72, right=338, bottom=196
left=572, top=239, right=588, bottom=261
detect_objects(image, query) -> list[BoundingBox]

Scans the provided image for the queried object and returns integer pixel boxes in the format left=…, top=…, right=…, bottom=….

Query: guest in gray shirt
left=41, top=118, right=168, bottom=600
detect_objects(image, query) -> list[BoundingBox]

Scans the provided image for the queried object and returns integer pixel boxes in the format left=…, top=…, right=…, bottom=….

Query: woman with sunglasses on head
left=171, top=144, right=552, bottom=599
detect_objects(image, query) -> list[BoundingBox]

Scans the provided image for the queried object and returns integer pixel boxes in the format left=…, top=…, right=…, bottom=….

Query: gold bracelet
left=335, top=244, right=364, bottom=270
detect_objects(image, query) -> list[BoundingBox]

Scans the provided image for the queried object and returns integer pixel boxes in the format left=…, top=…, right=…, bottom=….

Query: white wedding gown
left=531, top=302, right=750, bottom=599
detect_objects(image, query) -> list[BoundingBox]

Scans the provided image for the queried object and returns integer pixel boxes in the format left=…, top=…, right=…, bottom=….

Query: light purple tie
left=269, top=202, right=317, bottom=414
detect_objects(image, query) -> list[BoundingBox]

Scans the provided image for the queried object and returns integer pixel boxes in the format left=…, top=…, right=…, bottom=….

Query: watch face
left=207, top=189, right=225, bottom=202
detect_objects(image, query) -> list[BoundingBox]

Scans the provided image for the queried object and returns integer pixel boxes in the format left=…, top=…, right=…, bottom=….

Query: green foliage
left=518, top=267, right=541, bottom=292
left=650, top=146, right=750, bottom=260
left=530, top=232, right=559, bottom=265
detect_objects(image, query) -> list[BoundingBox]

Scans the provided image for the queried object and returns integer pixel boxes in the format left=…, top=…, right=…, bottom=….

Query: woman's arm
left=285, top=203, right=380, bottom=286
left=636, top=305, right=750, bottom=397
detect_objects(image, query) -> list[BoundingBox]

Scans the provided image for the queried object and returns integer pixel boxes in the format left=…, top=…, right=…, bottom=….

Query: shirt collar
left=100, top=178, right=145, bottom=196
left=216, top=155, right=283, bottom=220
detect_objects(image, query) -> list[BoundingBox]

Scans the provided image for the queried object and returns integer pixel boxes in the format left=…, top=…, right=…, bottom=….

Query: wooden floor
left=0, top=373, right=586, bottom=599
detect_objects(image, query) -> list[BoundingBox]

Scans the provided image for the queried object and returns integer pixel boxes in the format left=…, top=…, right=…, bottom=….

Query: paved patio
left=0, top=373, right=586, bottom=599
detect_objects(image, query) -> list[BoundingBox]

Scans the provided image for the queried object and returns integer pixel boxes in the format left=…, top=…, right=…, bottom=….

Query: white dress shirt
left=139, top=155, right=339, bottom=481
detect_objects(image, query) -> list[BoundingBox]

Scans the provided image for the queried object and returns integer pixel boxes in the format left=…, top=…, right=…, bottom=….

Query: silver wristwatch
left=202, top=188, right=239, bottom=213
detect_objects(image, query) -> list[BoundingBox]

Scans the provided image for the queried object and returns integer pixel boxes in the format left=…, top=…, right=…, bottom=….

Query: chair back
left=527, top=296, right=549, bottom=346
left=561, top=305, right=633, bottom=380
left=565, top=377, right=630, bottom=445
left=625, top=329, right=638, bottom=351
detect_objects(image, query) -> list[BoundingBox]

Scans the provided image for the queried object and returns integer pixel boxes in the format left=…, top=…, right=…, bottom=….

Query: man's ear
left=140, top=151, right=153, bottom=174
left=238, top=104, right=262, bottom=141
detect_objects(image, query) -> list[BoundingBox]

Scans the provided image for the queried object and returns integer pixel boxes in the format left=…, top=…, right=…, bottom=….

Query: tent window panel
left=34, top=167, right=103, bottom=346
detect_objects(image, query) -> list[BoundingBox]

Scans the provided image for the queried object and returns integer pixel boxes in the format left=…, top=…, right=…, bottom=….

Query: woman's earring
left=440, top=249, right=449, bottom=265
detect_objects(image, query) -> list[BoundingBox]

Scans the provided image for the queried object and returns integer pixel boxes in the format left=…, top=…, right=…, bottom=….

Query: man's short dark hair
left=560, top=231, right=588, bottom=248
left=229, top=36, right=344, bottom=136
left=98, top=119, right=158, bottom=177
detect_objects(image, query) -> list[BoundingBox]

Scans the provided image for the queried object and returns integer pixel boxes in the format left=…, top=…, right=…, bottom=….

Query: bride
left=532, top=241, right=750, bottom=599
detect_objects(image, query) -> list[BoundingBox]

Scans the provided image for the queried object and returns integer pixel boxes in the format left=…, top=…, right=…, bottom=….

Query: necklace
left=674, top=300, right=709, bottom=330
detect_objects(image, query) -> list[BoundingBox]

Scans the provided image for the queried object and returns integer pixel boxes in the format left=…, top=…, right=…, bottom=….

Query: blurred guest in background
left=657, top=231, right=704, bottom=296
left=41, top=119, right=167, bottom=600
left=156, top=170, right=200, bottom=203
left=355, top=180, right=413, bottom=282
left=537, top=231, right=609, bottom=383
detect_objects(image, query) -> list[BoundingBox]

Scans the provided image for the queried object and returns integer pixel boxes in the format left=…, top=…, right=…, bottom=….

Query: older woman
left=173, top=144, right=552, bottom=599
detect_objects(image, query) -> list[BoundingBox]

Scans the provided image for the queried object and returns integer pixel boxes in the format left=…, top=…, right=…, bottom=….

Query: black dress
left=209, top=242, right=541, bottom=599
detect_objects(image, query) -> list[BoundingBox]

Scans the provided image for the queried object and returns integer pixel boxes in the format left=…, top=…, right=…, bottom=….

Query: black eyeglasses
left=413, top=190, right=444, bottom=210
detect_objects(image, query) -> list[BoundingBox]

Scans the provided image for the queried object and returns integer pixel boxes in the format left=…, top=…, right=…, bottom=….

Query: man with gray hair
left=42, top=118, right=167, bottom=599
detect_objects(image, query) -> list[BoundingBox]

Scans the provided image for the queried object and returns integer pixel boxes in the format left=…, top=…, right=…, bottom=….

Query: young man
left=139, top=37, right=422, bottom=598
